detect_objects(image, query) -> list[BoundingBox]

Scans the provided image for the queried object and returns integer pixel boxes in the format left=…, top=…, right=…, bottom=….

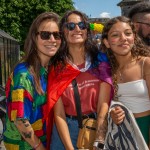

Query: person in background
left=43, top=10, right=114, bottom=150
left=128, top=1, right=150, bottom=47
left=3, top=12, right=61, bottom=150
left=94, top=33, right=102, bottom=50
left=101, top=16, right=150, bottom=148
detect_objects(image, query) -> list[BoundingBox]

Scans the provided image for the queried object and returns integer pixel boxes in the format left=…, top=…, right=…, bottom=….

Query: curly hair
left=51, top=10, right=98, bottom=69
left=101, top=16, right=150, bottom=100
left=128, top=1, right=150, bottom=19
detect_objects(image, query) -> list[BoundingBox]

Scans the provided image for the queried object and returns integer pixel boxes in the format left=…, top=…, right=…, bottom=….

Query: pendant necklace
left=119, top=71, right=123, bottom=81
left=118, top=66, right=125, bottom=82
left=118, top=58, right=137, bottom=82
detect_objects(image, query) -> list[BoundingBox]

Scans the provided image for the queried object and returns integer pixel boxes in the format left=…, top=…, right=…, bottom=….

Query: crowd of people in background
left=0, top=1, right=150, bottom=150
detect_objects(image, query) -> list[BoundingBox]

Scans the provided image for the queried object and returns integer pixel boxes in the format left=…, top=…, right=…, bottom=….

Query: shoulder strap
left=72, top=79, right=83, bottom=128
left=142, top=57, right=147, bottom=78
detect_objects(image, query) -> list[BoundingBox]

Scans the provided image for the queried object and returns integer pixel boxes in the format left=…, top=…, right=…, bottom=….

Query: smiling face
left=64, top=13, right=87, bottom=47
left=104, top=21, right=135, bottom=57
left=36, top=19, right=61, bottom=64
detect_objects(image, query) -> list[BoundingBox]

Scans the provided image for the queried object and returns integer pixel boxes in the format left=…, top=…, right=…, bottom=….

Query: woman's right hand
left=110, top=106, right=125, bottom=125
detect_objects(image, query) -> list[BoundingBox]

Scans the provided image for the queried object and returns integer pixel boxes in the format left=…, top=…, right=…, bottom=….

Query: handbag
left=72, top=79, right=97, bottom=150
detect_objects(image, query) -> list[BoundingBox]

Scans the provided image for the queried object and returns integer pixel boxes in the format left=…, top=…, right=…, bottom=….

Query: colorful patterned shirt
left=3, top=62, right=47, bottom=150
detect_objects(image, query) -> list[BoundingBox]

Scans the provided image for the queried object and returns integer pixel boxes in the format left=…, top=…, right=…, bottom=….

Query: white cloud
left=99, top=12, right=111, bottom=18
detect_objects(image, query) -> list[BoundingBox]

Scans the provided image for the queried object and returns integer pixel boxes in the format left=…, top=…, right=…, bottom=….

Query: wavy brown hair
left=23, top=12, right=60, bottom=94
left=101, top=16, right=150, bottom=100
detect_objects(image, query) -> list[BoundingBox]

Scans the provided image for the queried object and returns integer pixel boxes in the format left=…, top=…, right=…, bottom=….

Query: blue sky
left=72, top=0, right=122, bottom=18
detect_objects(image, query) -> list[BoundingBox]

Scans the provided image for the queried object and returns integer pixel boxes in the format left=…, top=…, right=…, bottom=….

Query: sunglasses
left=65, top=22, right=87, bottom=31
left=136, top=22, right=150, bottom=27
left=37, top=31, right=61, bottom=40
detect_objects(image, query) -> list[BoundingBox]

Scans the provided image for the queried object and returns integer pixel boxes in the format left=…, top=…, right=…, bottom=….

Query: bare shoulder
left=143, top=57, right=150, bottom=67
left=142, top=57, right=150, bottom=76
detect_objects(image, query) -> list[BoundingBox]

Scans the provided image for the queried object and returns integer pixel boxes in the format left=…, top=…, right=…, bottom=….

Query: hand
left=110, top=106, right=125, bottom=125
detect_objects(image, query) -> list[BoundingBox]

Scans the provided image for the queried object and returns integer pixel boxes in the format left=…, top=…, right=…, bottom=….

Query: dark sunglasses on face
left=37, top=31, right=61, bottom=40
left=136, top=22, right=150, bottom=27
left=65, top=21, right=87, bottom=31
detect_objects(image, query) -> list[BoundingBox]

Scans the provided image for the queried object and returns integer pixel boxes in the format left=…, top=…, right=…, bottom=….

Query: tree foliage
left=0, top=0, right=74, bottom=46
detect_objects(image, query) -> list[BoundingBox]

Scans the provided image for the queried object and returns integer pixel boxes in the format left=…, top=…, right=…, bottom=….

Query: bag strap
left=72, top=79, right=83, bottom=128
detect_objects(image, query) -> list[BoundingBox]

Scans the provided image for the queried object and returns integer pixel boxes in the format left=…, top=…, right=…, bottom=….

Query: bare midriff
left=134, top=110, right=150, bottom=118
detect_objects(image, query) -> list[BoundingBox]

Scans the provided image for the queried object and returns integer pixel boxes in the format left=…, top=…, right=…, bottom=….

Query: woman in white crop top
left=101, top=16, right=150, bottom=148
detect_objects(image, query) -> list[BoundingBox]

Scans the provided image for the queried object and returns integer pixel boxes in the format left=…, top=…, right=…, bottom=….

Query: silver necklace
left=119, top=71, right=123, bottom=81
left=118, top=58, right=137, bottom=82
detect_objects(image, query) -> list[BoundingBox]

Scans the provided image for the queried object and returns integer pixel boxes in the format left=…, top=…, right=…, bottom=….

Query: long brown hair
left=23, top=12, right=60, bottom=94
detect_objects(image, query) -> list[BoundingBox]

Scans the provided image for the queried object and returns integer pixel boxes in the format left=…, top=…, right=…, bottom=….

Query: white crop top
left=117, top=57, right=150, bottom=113
left=118, top=80, right=150, bottom=113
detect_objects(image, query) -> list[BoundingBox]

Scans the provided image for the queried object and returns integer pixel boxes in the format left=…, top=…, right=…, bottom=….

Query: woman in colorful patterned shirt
left=3, top=12, right=61, bottom=150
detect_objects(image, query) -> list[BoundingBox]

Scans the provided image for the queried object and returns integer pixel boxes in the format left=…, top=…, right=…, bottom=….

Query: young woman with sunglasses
left=43, top=10, right=114, bottom=150
left=101, top=16, right=150, bottom=149
left=3, top=12, right=61, bottom=150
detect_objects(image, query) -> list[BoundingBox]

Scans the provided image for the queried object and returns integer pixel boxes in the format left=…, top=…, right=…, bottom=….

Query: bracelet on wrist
left=33, top=140, right=41, bottom=150
left=95, top=139, right=104, bottom=143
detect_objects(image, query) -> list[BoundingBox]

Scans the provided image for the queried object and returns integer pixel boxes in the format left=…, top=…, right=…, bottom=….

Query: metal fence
left=0, top=30, right=20, bottom=149
left=0, top=29, right=20, bottom=90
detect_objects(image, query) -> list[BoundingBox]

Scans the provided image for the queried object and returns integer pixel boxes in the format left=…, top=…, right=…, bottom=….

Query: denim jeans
left=50, top=117, right=79, bottom=150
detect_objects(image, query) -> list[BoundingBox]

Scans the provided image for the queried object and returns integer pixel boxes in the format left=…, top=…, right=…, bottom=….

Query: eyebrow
left=110, top=29, right=132, bottom=32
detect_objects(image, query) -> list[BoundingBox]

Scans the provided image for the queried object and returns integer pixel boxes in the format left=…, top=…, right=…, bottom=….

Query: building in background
left=88, top=17, right=110, bottom=24
left=87, top=0, right=150, bottom=48
left=117, top=0, right=150, bottom=16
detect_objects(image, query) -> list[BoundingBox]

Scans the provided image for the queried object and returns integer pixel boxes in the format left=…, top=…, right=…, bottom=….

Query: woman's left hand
left=110, top=106, right=125, bottom=125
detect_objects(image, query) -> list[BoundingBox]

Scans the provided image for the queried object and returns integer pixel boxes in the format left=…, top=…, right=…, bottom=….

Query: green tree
left=0, top=0, right=74, bottom=47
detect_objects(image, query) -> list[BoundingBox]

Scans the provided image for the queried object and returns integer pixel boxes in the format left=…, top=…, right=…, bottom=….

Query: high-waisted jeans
left=50, top=117, right=79, bottom=150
